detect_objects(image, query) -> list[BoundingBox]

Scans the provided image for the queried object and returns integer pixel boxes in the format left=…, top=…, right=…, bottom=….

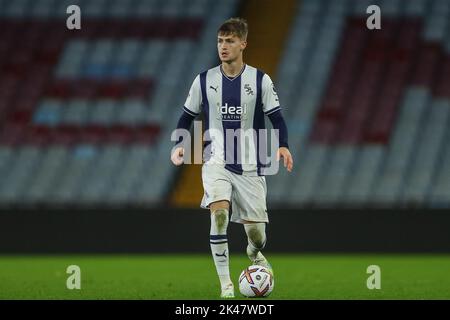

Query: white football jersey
left=183, top=64, right=281, bottom=176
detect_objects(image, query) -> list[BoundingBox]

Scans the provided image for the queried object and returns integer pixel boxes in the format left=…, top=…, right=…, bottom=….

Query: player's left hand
left=277, top=147, right=293, bottom=172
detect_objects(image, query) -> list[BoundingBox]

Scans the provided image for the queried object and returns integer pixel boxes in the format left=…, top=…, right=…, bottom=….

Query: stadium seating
left=268, top=0, right=450, bottom=208
left=0, top=0, right=449, bottom=208
left=0, top=0, right=238, bottom=206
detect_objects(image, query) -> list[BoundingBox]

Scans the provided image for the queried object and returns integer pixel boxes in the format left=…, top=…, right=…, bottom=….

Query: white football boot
left=251, top=251, right=274, bottom=277
left=220, top=282, right=235, bottom=298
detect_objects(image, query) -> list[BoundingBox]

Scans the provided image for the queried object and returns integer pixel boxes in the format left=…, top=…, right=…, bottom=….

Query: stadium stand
left=0, top=0, right=238, bottom=206
left=268, top=0, right=450, bottom=208
left=0, top=0, right=449, bottom=208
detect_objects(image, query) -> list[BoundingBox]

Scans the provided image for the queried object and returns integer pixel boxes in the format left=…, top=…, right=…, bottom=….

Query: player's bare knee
left=246, top=225, right=266, bottom=249
left=249, top=233, right=265, bottom=250
left=212, top=208, right=229, bottom=230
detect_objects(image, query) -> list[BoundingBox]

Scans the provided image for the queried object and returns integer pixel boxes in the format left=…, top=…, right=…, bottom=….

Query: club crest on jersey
left=217, top=103, right=247, bottom=121
left=244, top=84, right=254, bottom=95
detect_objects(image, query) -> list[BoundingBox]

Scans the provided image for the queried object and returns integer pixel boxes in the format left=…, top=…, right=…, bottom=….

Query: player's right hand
left=171, top=147, right=185, bottom=166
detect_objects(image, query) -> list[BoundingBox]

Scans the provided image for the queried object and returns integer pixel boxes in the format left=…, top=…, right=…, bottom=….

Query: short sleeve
left=183, top=75, right=202, bottom=116
left=262, top=74, right=281, bottom=115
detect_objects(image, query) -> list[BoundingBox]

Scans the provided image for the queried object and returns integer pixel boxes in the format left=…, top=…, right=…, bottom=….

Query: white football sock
left=244, top=223, right=267, bottom=262
left=210, top=208, right=231, bottom=289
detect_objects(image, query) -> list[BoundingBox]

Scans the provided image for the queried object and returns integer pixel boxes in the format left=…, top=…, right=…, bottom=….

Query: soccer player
left=171, top=18, right=293, bottom=298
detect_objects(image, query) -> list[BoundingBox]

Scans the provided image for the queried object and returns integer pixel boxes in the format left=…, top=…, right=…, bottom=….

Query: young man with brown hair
left=171, top=18, right=293, bottom=298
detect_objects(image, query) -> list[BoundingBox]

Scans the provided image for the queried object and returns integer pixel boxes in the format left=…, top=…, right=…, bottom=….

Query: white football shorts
left=200, top=164, right=268, bottom=224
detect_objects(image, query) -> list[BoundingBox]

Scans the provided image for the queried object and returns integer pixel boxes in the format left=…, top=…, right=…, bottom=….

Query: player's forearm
left=268, top=109, right=289, bottom=149
left=175, top=110, right=196, bottom=145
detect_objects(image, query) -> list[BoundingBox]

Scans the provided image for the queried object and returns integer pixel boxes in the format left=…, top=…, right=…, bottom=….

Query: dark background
left=1, top=209, right=449, bottom=252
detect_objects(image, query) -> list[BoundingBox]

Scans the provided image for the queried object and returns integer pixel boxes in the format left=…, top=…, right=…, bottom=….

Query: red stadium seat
left=410, top=42, right=441, bottom=87
left=128, top=79, right=153, bottom=98
left=51, top=125, right=80, bottom=145
left=8, top=111, right=31, bottom=125
left=79, top=125, right=108, bottom=144
left=0, top=123, right=24, bottom=146
left=108, top=125, right=134, bottom=144
left=134, top=125, right=161, bottom=145
left=46, top=80, right=72, bottom=99
left=98, top=80, right=127, bottom=99
left=434, top=56, right=450, bottom=98
left=23, top=125, right=52, bottom=146
left=71, top=79, right=98, bottom=99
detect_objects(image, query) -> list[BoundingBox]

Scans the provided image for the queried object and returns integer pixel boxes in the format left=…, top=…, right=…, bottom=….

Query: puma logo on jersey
left=210, top=85, right=218, bottom=93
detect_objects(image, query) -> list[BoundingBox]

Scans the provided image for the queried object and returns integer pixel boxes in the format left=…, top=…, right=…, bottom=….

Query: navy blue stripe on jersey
left=255, top=69, right=266, bottom=176
left=210, top=235, right=228, bottom=240
left=183, top=106, right=199, bottom=116
left=265, top=106, right=281, bottom=115
left=222, top=73, right=243, bottom=175
left=200, top=71, right=211, bottom=155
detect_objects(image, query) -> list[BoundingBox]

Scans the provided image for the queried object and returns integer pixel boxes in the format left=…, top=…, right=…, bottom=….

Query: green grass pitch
left=0, top=254, right=449, bottom=299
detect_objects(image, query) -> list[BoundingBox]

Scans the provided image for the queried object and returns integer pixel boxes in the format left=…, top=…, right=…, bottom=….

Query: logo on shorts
left=217, top=103, right=248, bottom=121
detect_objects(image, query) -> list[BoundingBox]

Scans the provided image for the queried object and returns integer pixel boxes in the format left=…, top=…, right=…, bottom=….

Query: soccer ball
left=238, top=265, right=274, bottom=297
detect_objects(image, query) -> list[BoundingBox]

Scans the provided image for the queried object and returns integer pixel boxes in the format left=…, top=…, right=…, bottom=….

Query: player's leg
left=229, top=174, right=273, bottom=273
left=243, top=220, right=266, bottom=260
left=242, top=220, right=272, bottom=274
left=201, top=164, right=234, bottom=298
left=209, top=200, right=233, bottom=298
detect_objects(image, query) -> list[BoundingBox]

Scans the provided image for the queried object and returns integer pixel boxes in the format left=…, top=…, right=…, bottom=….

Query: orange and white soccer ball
left=238, top=265, right=274, bottom=297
